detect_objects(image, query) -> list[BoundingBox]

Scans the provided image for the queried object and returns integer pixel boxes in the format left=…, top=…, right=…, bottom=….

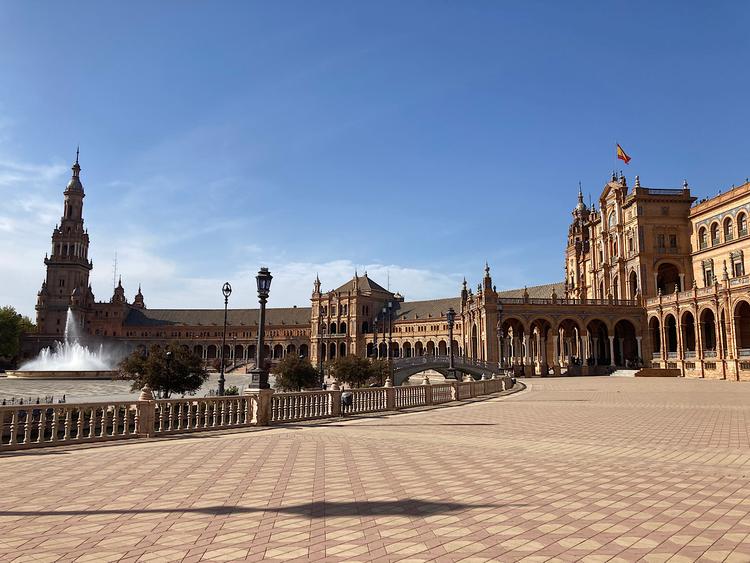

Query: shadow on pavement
left=3, top=499, right=528, bottom=518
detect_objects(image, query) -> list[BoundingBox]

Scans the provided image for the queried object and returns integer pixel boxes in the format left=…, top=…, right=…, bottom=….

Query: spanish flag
left=616, top=143, right=631, bottom=164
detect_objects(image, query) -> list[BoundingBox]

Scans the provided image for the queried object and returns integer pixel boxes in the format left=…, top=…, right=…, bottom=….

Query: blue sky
left=2, top=2, right=750, bottom=318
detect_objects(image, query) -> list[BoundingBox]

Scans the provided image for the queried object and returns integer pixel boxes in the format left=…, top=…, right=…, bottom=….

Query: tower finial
left=75, top=146, right=79, bottom=165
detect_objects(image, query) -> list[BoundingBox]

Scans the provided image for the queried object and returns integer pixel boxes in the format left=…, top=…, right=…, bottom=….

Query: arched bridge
left=391, top=355, right=501, bottom=386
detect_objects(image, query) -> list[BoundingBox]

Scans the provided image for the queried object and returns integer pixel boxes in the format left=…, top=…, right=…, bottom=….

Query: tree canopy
left=0, top=306, right=36, bottom=364
left=118, top=342, right=209, bottom=398
left=329, top=354, right=381, bottom=388
left=272, top=355, right=319, bottom=391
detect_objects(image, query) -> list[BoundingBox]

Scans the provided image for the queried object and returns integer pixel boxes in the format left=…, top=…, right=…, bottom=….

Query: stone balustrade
left=0, top=399, right=141, bottom=450
left=0, top=376, right=514, bottom=452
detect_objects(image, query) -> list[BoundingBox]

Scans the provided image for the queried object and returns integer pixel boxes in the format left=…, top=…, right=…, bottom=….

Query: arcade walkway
left=3, top=377, right=750, bottom=562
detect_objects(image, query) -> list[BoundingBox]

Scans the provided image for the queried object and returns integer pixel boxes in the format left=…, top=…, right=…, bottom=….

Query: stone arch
left=614, top=319, right=638, bottom=365
left=329, top=342, right=336, bottom=359
left=207, top=344, right=217, bottom=359
left=557, top=318, right=583, bottom=365
left=286, top=343, right=297, bottom=357
left=234, top=344, right=244, bottom=361
left=248, top=344, right=257, bottom=361
left=193, top=344, right=203, bottom=358
left=649, top=316, right=661, bottom=355
left=438, top=340, right=447, bottom=356
left=711, top=221, right=720, bottom=245
left=657, top=262, right=681, bottom=294
left=402, top=341, right=412, bottom=358
left=299, top=344, right=308, bottom=357
left=339, top=342, right=346, bottom=357
left=414, top=341, right=424, bottom=356
left=366, top=342, right=375, bottom=357
left=734, top=300, right=750, bottom=353
left=530, top=317, right=554, bottom=374
left=340, top=322, right=347, bottom=335
left=739, top=212, right=748, bottom=236
left=698, top=225, right=708, bottom=249
left=273, top=344, right=283, bottom=359
left=426, top=341, right=436, bottom=355
left=330, top=322, right=337, bottom=335
left=724, top=216, right=734, bottom=241
left=378, top=342, right=387, bottom=358
left=586, top=319, right=610, bottom=365
left=391, top=341, right=400, bottom=358
left=629, top=270, right=638, bottom=299
left=664, top=314, right=678, bottom=354
left=699, top=307, right=717, bottom=352
left=680, top=310, right=696, bottom=354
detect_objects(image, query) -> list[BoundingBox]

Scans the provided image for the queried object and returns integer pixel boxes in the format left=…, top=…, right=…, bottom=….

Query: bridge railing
left=392, top=354, right=498, bottom=372
left=0, top=376, right=514, bottom=452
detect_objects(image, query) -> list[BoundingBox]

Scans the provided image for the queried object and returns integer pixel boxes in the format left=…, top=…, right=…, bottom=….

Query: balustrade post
left=385, top=386, right=396, bottom=411
left=135, top=385, right=156, bottom=438
left=245, top=388, right=274, bottom=426
left=423, top=384, right=433, bottom=406
left=330, top=389, right=342, bottom=417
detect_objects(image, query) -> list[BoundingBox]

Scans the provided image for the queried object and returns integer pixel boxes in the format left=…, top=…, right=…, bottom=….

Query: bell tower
left=36, top=149, right=93, bottom=335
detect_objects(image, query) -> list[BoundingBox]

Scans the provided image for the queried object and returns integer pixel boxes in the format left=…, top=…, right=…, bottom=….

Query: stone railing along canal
left=0, top=376, right=513, bottom=452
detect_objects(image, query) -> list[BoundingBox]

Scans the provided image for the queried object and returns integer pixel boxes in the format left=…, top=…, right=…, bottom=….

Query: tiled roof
left=332, top=275, right=392, bottom=295
left=496, top=282, right=565, bottom=299
left=392, top=297, right=462, bottom=321
left=124, top=307, right=311, bottom=327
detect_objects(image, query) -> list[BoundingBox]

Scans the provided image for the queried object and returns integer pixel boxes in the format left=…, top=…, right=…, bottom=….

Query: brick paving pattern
left=2, top=376, right=750, bottom=562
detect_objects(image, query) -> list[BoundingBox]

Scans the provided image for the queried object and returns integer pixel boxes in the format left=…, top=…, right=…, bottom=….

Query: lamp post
left=218, top=282, right=232, bottom=396
left=165, top=350, right=173, bottom=399
left=447, top=307, right=456, bottom=380
left=372, top=318, right=379, bottom=359
left=249, top=267, right=272, bottom=390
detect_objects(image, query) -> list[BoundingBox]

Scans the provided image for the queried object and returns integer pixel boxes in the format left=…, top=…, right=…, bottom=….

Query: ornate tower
left=36, top=150, right=93, bottom=335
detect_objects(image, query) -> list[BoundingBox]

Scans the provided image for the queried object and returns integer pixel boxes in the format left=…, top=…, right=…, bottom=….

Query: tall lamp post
left=317, top=315, right=327, bottom=387
left=218, top=282, right=232, bottom=396
left=447, top=307, right=456, bottom=380
left=249, top=267, right=273, bottom=390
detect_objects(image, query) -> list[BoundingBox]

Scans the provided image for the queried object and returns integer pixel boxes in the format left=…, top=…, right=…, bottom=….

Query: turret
left=112, top=276, right=127, bottom=304
left=133, top=284, right=145, bottom=309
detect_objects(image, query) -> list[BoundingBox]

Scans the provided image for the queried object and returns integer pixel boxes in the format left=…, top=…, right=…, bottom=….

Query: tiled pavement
left=3, top=377, right=750, bottom=562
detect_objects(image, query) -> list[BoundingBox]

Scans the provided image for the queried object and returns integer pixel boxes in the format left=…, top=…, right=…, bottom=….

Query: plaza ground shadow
left=3, top=499, right=528, bottom=518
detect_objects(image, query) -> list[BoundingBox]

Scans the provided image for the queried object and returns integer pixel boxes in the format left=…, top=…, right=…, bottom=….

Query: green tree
left=272, top=355, right=319, bottom=391
left=118, top=342, right=209, bottom=398
left=369, top=358, right=390, bottom=386
left=330, top=354, right=376, bottom=388
left=0, top=306, right=36, bottom=364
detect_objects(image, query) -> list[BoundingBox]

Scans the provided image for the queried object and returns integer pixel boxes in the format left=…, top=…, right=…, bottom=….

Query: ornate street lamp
left=249, top=267, right=272, bottom=389
left=447, top=307, right=456, bottom=380
left=218, top=282, right=232, bottom=396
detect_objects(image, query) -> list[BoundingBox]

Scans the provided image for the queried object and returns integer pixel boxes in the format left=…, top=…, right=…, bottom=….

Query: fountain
left=6, top=309, right=118, bottom=379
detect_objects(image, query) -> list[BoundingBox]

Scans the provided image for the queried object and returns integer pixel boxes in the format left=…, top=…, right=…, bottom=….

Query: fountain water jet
left=8, top=308, right=117, bottom=379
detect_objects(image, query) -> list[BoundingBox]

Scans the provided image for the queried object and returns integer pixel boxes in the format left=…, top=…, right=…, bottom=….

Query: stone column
left=618, top=337, right=624, bottom=366
left=635, top=336, right=643, bottom=362
left=679, top=273, right=686, bottom=292
left=540, top=336, right=548, bottom=376
left=608, top=335, right=616, bottom=367
left=593, top=337, right=599, bottom=364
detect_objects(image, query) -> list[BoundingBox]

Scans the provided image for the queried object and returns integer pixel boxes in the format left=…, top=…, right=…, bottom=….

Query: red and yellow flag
left=616, top=143, right=631, bottom=164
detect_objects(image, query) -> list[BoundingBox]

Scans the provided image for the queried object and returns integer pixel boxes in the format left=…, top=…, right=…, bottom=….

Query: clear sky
left=2, top=2, right=750, bottom=318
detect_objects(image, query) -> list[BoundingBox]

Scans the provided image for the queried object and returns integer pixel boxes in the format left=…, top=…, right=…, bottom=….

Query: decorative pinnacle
left=634, top=175, right=641, bottom=188
left=75, top=146, right=79, bottom=165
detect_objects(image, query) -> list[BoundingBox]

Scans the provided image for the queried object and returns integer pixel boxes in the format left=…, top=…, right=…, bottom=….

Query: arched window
left=724, top=217, right=734, bottom=241
left=698, top=226, right=708, bottom=249
left=608, top=211, right=616, bottom=230
left=739, top=213, right=748, bottom=237
left=711, top=223, right=720, bottom=245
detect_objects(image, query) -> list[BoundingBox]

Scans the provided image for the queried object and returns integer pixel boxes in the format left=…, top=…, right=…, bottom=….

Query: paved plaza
left=2, top=377, right=750, bottom=562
